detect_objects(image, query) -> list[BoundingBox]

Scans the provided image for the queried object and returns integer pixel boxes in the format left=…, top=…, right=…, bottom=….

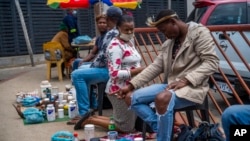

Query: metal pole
left=14, top=0, right=35, bottom=67
left=168, top=0, right=171, bottom=9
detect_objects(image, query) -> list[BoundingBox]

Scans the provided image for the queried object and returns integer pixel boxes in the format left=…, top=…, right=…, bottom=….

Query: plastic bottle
left=40, top=80, right=51, bottom=98
left=46, top=104, right=55, bottom=121
left=45, top=88, right=52, bottom=101
left=57, top=108, right=64, bottom=118
left=84, top=124, right=95, bottom=141
left=68, top=101, right=77, bottom=119
left=108, top=116, right=115, bottom=131
left=73, top=132, right=79, bottom=141
left=64, top=103, right=68, bottom=116
left=70, top=86, right=77, bottom=100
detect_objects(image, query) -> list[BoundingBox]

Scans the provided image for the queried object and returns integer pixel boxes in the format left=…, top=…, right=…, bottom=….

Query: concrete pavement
left=0, top=63, right=112, bottom=141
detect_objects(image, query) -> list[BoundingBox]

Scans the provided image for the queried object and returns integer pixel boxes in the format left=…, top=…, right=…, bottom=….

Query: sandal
left=66, top=116, right=82, bottom=125
left=12, top=103, right=25, bottom=119
left=74, top=109, right=95, bottom=130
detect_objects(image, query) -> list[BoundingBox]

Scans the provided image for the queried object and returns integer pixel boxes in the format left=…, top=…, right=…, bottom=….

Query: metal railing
left=133, top=25, right=250, bottom=125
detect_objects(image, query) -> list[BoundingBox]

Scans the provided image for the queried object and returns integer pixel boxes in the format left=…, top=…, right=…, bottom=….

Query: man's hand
left=118, top=83, right=134, bottom=99
left=166, top=78, right=190, bottom=91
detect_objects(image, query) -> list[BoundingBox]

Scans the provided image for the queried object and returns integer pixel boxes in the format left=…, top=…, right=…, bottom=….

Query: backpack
left=176, top=121, right=225, bottom=141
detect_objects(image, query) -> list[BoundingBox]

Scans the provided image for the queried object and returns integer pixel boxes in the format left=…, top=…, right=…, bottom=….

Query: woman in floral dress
left=78, top=14, right=145, bottom=133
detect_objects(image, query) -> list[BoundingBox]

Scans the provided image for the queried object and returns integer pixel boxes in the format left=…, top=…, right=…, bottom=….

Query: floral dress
left=105, top=37, right=142, bottom=94
left=105, top=37, right=142, bottom=132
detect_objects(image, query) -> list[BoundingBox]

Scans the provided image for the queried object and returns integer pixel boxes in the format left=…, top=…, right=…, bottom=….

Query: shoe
left=66, top=116, right=82, bottom=125
left=74, top=109, right=95, bottom=130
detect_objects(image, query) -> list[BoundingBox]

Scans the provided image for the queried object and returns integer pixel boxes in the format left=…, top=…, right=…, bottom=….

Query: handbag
left=176, top=121, right=225, bottom=141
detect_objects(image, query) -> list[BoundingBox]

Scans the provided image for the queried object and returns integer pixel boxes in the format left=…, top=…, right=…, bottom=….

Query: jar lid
left=58, top=109, right=64, bottom=111
left=58, top=104, right=64, bottom=107
left=68, top=95, right=73, bottom=100
left=134, top=137, right=143, bottom=141
left=41, top=80, right=49, bottom=84
left=84, top=124, right=95, bottom=129
left=44, top=98, right=50, bottom=101
left=47, top=104, right=53, bottom=107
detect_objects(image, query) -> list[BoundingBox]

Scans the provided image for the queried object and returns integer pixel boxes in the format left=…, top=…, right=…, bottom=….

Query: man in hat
left=63, top=8, right=79, bottom=44
left=118, top=9, right=219, bottom=141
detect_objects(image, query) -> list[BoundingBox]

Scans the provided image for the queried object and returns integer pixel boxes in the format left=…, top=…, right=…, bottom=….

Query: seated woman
left=74, top=14, right=145, bottom=133
left=51, top=23, right=76, bottom=76
left=71, top=14, right=108, bottom=71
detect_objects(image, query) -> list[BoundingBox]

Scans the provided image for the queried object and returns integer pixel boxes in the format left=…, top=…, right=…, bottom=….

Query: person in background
left=67, top=7, right=123, bottom=130
left=71, top=14, right=108, bottom=71
left=221, top=105, right=250, bottom=141
left=118, top=9, right=219, bottom=141
left=75, top=14, right=145, bottom=133
left=62, top=8, right=80, bottom=44
left=51, top=23, right=76, bottom=77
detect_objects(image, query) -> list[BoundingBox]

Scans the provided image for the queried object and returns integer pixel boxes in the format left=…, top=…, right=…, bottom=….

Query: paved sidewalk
left=0, top=64, right=112, bottom=141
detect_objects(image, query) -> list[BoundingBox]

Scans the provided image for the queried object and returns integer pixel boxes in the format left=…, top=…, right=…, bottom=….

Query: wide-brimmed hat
left=146, top=13, right=178, bottom=27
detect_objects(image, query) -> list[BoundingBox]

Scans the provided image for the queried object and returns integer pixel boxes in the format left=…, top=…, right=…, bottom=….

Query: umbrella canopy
left=47, top=0, right=142, bottom=9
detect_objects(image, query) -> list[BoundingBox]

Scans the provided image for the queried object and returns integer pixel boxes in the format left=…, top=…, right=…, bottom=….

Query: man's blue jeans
left=71, top=67, right=109, bottom=116
left=222, top=105, right=250, bottom=141
left=130, top=84, right=196, bottom=141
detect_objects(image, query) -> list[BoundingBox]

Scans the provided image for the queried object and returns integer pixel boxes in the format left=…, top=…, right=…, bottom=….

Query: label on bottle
left=47, top=106, right=55, bottom=121
left=108, top=124, right=115, bottom=131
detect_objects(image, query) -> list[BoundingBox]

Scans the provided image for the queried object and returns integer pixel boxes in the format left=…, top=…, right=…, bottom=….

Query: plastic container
left=40, top=80, right=51, bottom=98
left=46, top=104, right=55, bottom=121
left=70, top=86, right=76, bottom=100
left=68, top=95, right=74, bottom=103
left=68, top=101, right=77, bottom=119
left=57, top=108, right=64, bottom=118
left=107, top=131, right=118, bottom=141
left=43, top=98, right=50, bottom=108
left=134, top=137, right=143, bottom=141
left=58, top=92, right=64, bottom=103
left=73, top=132, right=79, bottom=141
left=64, top=104, right=69, bottom=115
left=84, top=124, right=95, bottom=141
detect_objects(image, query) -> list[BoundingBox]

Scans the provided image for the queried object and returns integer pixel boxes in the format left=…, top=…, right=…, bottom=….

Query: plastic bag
left=21, top=96, right=40, bottom=107
left=23, top=107, right=44, bottom=124
left=51, top=131, right=74, bottom=141
left=192, top=122, right=225, bottom=141
left=73, top=35, right=92, bottom=44
left=176, top=122, right=225, bottom=141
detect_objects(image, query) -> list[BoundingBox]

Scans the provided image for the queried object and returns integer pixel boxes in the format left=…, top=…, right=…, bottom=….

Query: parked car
left=186, top=0, right=250, bottom=97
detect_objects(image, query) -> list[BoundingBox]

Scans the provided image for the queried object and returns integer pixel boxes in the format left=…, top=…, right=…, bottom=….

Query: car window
left=186, top=7, right=208, bottom=23
left=207, top=2, right=247, bottom=25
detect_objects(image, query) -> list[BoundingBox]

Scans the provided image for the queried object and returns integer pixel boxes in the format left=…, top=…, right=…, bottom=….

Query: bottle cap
left=44, top=98, right=50, bottom=102
left=73, top=132, right=78, bottom=137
